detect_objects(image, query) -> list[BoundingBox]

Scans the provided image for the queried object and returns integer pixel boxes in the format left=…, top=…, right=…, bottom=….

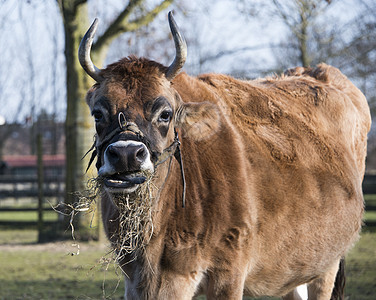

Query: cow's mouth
left=103, top=173, right=147, bottom=189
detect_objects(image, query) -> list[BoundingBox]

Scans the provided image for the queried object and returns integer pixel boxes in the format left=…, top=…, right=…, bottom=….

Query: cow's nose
left=106, top=143, right=148, bottom=172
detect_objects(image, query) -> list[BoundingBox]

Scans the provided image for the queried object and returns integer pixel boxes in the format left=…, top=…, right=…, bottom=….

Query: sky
left=0, top=1, right=65, bottom=123
left=0, top=0, right=365, bottom=124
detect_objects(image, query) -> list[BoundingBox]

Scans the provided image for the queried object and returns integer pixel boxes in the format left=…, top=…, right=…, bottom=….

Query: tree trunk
left=59, top=0, right=174, bottom=240
left=299, top=12, right=310, bottom=68
left=60, top=2, right=98, bottom=240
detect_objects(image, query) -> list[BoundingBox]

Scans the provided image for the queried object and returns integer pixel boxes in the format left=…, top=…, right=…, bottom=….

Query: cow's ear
left=175, top=102, right=221, bottom=141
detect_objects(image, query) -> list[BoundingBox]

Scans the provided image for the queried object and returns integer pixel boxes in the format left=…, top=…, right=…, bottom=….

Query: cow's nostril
left=107, top=145, right=120, bottom=164
left=136, top=146, right=147, bottom=162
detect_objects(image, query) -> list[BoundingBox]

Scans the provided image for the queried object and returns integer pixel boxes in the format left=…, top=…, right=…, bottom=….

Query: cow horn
left=165, top=12, right=187, bottom=81
left=79, top=18, right=103, bottom=82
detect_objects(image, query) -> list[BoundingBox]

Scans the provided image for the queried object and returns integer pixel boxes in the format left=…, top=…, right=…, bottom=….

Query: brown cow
left=79, top=12, right=371, bottom=300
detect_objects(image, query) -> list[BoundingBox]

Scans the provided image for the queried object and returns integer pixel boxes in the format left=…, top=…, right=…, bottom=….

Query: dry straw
left=109, top=171, right=156, bottom=265
left=53, top=171, right=157, bottom=265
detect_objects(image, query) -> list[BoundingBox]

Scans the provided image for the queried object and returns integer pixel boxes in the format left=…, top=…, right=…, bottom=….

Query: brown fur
left=86, top=58, right=371, bottom=299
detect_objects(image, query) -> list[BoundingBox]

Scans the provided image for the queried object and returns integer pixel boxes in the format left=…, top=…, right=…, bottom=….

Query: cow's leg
left=206, top=271, right=245, bottom=300
left=307, top=260, right=340, bottom=300
left=157, top=271, right=204, bottom=300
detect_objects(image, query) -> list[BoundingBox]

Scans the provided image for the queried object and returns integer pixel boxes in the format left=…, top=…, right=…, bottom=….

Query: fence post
left=37, top=133, right=44, bottom=242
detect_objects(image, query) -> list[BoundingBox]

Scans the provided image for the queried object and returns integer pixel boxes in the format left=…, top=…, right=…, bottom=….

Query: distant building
left=1, top=155, right=65, bottom=177
left=1, top=118, right=65, bottom=157
left=0, top=115, right=66, bottom=179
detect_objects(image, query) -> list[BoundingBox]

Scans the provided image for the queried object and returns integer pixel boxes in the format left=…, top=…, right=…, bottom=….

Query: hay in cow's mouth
left=53, top=171, right=156, bottom=273
left=109, top=172, right=156, bottom=264
left=83, top=172, right=156, bottom=266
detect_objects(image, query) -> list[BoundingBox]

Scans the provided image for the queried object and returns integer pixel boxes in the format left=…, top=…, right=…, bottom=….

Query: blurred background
left=0, top=0, right=375, bottom=299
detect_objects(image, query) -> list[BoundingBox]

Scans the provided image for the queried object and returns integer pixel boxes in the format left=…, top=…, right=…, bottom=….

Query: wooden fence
left=0, top=173, right=375, bottom=228
left=361, top=173, right=376, bottom=198
left=0, top=174, right=64, bottom=227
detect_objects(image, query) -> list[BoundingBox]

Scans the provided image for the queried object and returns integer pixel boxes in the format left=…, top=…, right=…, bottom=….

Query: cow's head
left=79, top=12, right=220, bottom=205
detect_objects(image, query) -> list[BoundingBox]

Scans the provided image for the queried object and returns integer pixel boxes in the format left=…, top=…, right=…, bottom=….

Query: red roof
left=3, top=155, right=65, bottom=168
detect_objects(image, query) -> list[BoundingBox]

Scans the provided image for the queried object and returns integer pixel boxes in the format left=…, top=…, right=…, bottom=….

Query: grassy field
left=0, top=197, right=375, bottom=300
left=0, top=230, right=124, bottom=300
left=0, top=228, right=375, bottom=300
left=345, top=232, right=376, bottom=300
left=0, top=210, right=58, bottom=222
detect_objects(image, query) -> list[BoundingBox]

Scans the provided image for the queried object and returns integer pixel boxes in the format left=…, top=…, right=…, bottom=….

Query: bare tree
left=344, top=1, right=376, bottom=102
left=341, top=0, right=376, bottom=162
left=0, top=2, right=18, bottom=161
left=234, top=0, right=345, bottom=72
left=46, top=5, right=65, bottom=155
left=0, top=1, right=42, bottom=159
left=18, top=2, right=39, bottom=154
left=57, top=0, right=174, bottom=239
left=271, top=0, right=333, bottom=67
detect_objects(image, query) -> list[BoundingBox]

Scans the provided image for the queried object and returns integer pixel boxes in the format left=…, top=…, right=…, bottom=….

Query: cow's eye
left=93, top=111, right=103, bottom=122
left=158, top=110, right=172, bottom=123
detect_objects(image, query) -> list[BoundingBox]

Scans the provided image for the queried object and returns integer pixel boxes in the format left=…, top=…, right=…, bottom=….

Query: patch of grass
left=0, top=229, right=375, bottom=299
left=345, top=232, right=376, bottom=299
left=364, top=194, right=376, bottom=202
left=0, top=211, right=58, bottom=222
left=0, top=241, right=124, bottom=299
left=364, top=195, right=376, bottom=208
left=364, top=211, right=376, bottom=222
left=0, top=229, right=38, bottom=245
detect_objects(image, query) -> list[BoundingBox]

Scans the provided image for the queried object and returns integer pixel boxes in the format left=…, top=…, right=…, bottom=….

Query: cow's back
left=173, top=64, right=371, bottom=296
left=196, top=63, right=370, bottom=178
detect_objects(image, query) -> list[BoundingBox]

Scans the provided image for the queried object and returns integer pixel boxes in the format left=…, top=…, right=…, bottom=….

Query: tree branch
left=93, top=0, right=143, bottom=53
left=199, top=44, right=280, bottom=65
left=92, top=0, right=173, bottom=60
left=57, top=0, right=87, bottom=14
left=121, top=0, right=174, bottom=32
